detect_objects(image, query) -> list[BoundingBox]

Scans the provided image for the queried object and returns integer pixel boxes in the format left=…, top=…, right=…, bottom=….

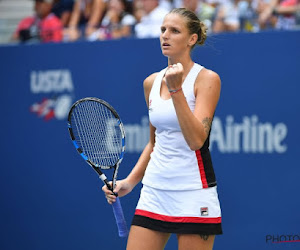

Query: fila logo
left=201, top=207, right=209, bottom=216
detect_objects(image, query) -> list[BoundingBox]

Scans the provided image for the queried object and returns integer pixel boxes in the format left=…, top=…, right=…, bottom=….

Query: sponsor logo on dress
left=201, top=207, right=209, bottom=216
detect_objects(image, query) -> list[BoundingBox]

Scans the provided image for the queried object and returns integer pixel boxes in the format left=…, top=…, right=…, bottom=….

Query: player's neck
left=169, top=56, right=193, bottom=65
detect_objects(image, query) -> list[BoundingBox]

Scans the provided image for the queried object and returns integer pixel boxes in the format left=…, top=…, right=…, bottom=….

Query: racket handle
left=112, top=197, right=129, bottom=237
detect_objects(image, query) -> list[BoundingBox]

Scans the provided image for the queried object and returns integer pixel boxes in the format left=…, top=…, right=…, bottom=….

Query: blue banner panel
left=0, top=31, right=299, bottom=250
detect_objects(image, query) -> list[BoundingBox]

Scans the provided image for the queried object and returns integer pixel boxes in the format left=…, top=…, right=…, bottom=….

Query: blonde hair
left=169, top=8, right=207, bottom=48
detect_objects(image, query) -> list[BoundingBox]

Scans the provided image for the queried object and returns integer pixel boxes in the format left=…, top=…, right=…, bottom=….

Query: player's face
left=160, top=13, right=194, bottom=57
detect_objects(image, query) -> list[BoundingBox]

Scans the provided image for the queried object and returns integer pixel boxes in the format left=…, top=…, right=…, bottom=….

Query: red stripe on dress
left=195, top=150, right=208, bottom=188
left=135, top=209, right=221, bottom=224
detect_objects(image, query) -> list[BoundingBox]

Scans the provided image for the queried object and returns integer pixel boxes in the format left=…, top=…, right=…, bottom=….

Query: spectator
left=238, top=0, right=259, bottom=32
left=134, top=0, right=169, bottom=38
left=89, top=0, right=136, bottom=40
left=212, top=0, right=241, bottom=32
left=181, top=0, right=216, bottom=33
left=52, top=0, right=75, bottom=27
left=64, top=0, right=106, bottom=41
left=258, top=0, right=300, bottom=30
left=256, top=0, right=278, bottom=28
left=132, top=0, right=145, bottom=23
left=12, top=0, right=63, bottom=43
left=160, top=0, right=174, bottom=10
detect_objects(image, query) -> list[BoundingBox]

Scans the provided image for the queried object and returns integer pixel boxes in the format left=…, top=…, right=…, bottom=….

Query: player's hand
left=164, top=63, right=184, bottom=91
left=102, top=179, right=134, bottom=204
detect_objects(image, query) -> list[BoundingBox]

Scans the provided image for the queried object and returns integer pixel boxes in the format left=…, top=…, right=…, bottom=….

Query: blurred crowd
left=12, top=0, right=300, bottom=43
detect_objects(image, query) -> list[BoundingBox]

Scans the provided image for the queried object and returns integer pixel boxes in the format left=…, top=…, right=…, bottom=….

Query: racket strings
left=71, top=101, right=122, bottom=167
left=76, top=102, right=101, bottom=163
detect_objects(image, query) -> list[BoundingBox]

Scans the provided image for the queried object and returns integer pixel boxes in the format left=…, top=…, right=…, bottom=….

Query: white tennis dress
left=132, top=63, right=222, bottom=235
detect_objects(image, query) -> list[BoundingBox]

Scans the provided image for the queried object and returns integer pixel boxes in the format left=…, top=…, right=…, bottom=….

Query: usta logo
left=30, top=70, right=74, bottom=94
left=30, top=70, right=74, bottom=121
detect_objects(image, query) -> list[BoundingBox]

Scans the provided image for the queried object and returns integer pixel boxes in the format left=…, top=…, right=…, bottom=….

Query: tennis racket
left=67, top=97, right=128, bottom=237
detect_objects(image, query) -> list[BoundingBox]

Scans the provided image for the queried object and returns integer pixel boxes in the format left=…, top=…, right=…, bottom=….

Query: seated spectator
left=52, top=0, right=75, bottom=27
left=64, top=0, right=106, bottom=41
left=160, top=0, right=174, bottom=10
left=132, top=0, right=145, bottom=23
left=256, top=0, right=278, bottom=29
left=12, top=0, right=63, bottom=43
left=259, top=0, right=299, bottom=30
left=181, top=0, right=216, bottom=33
left=212, top=0, right=241, bottom=32
left=181, top=0, right=202, bottom=18
left=134, top=0, right=169, bottom=38
left=224, top=0, right=259, bottom=32
left=89, top=0, right=136, bottom=40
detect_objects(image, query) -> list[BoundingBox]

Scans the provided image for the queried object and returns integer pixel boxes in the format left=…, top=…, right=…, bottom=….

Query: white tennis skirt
left=131, top=185, right=222, bottom=235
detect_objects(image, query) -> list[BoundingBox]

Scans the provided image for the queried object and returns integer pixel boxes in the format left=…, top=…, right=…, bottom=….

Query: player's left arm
left=172, top=68, right=221, bottom=150
left=194, top=69, right=221, bottom=146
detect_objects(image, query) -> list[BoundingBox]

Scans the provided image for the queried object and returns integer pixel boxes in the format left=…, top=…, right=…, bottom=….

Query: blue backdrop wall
left=0, top=31, right=299, bottom=250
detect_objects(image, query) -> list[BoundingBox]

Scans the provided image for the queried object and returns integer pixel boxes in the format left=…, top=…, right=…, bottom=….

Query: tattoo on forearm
left=199, top=234, right=210, bottom=241
left=202, top=117, right=212, bottom=135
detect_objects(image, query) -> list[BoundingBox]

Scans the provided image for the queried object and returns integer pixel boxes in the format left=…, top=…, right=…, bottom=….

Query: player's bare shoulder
left=195, top=68, right=221, bottom=96
left=143, top=73, right=158, bottom=92
left=143, top=73, right=158, bottom=105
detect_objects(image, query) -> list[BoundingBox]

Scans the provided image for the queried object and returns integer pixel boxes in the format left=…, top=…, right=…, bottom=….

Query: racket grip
left=112, top=197, right=129, bottom=237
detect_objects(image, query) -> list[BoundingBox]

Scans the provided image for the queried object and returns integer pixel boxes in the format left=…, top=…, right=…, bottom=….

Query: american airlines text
left=124, top=116, right=287, bottom=154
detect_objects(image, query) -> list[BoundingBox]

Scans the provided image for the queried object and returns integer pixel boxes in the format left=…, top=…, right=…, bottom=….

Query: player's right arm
left=103, top=73, right=157, bottom=202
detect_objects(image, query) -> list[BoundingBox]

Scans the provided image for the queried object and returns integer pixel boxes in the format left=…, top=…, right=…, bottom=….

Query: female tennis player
left=103, top=8, right=222, bottom=250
